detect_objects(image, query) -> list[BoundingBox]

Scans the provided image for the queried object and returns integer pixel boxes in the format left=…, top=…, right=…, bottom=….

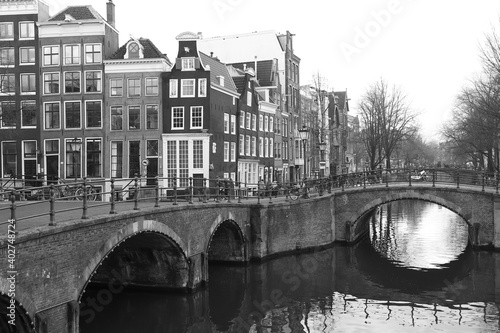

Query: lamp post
left=298, top=125, right=309, bottom=180
left=70, top=138, right=80, bottom=183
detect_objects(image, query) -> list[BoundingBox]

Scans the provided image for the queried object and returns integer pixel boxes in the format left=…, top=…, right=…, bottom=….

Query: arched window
left=128, top=42, right=139, bottom=59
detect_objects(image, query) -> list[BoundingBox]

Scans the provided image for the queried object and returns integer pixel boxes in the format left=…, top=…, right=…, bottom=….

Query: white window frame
left=252, top=114, right=256, bottom=131
left=145, top=77, right=159, bottom=96
left=84, top=43, right=102, bottom=64
left=230, top=142, right=236, bottom=162
left=230, top=115, right=236, bottom=134
left=19, top=21, right=34, bottom=40
left=169, top=79, right=178, bottom=97
left=239, top=134, right=244, bottom=155
left=64, top=100, right=82, bottom=130
left=198, top=78, right=207, bottom=97
left=182, top=58, right=195, bottom=71
left=245, top=135, right=250, bottom=156
left=240, top=111, right=245, bottom=128
left=252, top=136, right=257, bottom=156
left=247, top=91, right=252, bottom=106
left=224, top=113, right=229, bottom=133
left=85, top=100, right=102, bottom=129
left=64, top=44, right=81, bottom=65
left=84, top=70, right=102, bottom=93
left=0, top=47, right=14, bottom=67
left=246, top=113, right=251, bottom=130
left=43, top=101, right=61, bottom=130
left=127, top=78, right=141, bottom=97
left=0, top=22, right=14, bottom=40
left=20, top=73, right=36, bottom=95
left=190, top=106, right=203, bottom=129
left=43, top=45, right=60, bottom=67
left=63, top=70, right=81, bottom=94
left=109, top=78, right=123, bottom=97
left=180, top=79, right=195, bottom=97
left=43, top=72, right=60, bottom=95
left=171, top=106, right=184, bottom=130
left=19, top=47, right=35, bottom=65
left=269, top=116, right=274, bottom=132
left=223, top=142, right=229, bottom=162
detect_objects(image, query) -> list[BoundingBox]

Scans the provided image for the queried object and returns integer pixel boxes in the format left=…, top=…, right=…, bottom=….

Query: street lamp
left=319, top=141, right=326, bottom=178
left=69, top=138, right=80, bottom=183
left=298, top=125, right=309, bottom=180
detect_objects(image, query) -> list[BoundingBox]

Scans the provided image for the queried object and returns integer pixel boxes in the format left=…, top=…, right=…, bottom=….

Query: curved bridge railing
left=0, top=167, right=498, bottom=232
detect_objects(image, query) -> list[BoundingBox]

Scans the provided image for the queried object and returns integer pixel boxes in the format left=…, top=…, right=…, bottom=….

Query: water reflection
left=369, top=200, right=470, bottom=270
left=80, top=201, right=499, bottom=332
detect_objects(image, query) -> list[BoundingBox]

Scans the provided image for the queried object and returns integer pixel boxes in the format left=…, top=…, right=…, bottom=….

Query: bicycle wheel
left=289, top=188, right=299, bottom=200
left=75, top=186, right=96, bottom=201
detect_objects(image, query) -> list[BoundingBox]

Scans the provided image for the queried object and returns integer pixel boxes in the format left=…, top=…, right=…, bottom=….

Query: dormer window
left=217, top=75, right=224, bottom=87
left=128, top=42, right=139, bottom=59
left=182, top=58, right=195, bottom=71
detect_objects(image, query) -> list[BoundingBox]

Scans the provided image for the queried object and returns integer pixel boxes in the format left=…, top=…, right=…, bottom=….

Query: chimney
left=107, top=0, right=115, bottom=28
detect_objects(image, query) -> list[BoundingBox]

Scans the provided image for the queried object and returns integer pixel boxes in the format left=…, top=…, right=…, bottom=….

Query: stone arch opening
left=349, top=194, right=472, bottom=244
left=0, top=294, right=35, bottom=333
left=78, top=220, right=189, bottom=301
left=207, top=219, right=245, bottom=262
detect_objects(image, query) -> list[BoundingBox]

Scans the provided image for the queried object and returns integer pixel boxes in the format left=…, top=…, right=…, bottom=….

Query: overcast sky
left=44, top=0, right=500, bottom=142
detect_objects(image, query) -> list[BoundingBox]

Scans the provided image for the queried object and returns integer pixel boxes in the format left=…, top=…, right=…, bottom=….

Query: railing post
left=268, top=183, right=272, bottom=203
left=285, top=183, right=289, bottom=202
left=203, top=178, right=208, bottom=203
left=81, top=178, right=88, bottom=219
left=496, top=172, right=499, bottom=194
left=188, top=177, right=194, bottom=204
left=133, top=175, right=140, bottom=210
left=327, top=178, right=331, bottom=194
left=482, top=173, right=485, bottom=192
left=456, top=171, right=460, bottom=189
left=49, top=184, right=56, bottom=225
left=173, top=178, right=178, bottom=206
left=9, top=191, right=16, bottom=223
left=257, top=181, right=261, bottom=204
left=385, top=170, right=389, bottom=187
left=432, top=169, right=436, bottom=187
left=154, top=176, right=160, bottom=208
left=238, top=180, right=242, bottom=203
left=408, top=171, right=412, bottom=187
left=109, top=178, right=117, bottom=214
left=363, top=172, right=366, bottom=189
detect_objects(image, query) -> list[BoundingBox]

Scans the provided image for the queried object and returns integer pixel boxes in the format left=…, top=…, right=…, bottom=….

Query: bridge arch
left=348, top=192, right=471, bottom=242
left=206, top=218, right=246, bottom=262
left=77, top=219, right=188, bottom=300
left=0, top=280, right=36, bottom=332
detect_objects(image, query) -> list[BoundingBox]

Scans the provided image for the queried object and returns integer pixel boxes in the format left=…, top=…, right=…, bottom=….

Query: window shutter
left=176, top=58, right=181, bottom=69
left=195, top=58, right=200, bottom=69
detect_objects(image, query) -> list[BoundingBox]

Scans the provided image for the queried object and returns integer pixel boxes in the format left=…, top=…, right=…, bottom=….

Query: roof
left=49, top=6, right=103, bottom=21
left=110, top=38, right=171, bottom=62
left=199, top=52, right=237, bottom=93
left=334, top=91, right=347, bottom=110
left=230, top=60, right=275, bottom=87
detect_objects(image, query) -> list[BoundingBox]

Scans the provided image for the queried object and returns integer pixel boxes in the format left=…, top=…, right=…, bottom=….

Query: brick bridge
left=1, top=183, right=499, bottom=332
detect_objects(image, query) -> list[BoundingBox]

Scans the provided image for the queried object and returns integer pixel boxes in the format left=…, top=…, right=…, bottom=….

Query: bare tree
left=358, top=79, right=418, bottom=170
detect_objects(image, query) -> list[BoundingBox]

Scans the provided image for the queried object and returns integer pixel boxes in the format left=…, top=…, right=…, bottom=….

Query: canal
left=80, top=200, right=500, bottom=332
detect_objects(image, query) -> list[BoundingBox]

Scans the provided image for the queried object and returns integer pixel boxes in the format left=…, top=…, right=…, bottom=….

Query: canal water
left=80, top=200, right=500, bottom=332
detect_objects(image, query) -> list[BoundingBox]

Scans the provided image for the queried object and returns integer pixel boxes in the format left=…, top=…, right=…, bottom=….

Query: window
left=224, top=113, right=229, bottom=133
left=43, top=46, right=59, bottom=66
left=0, top=102, right=16, bottom=128
left=259, top=115, right=263, bottom=131
left=181, top=79, right=195, bottom=97
left=270, top=138, right=274, bottom=157
left=20, top=47, right=35, bottom=64
left=230, top=142, right=236, bottom=162
left=172, top=107, right=184, bottom=129
left=2, top=142, right=17, bottom=177
left=110, top=78, right=123, bottom=96
left=223, top=142, right=229, bottom=162
left=0, top=48, right=14, bottom=66
left=127, top=78, right=140, bottom=97
left=127, top=42, right=140, bottom=59
left=169, top=79, right=178, bottom=97
left=193, top=140, right=203, bottom=169
left=182, top=58, right=195, bottom=70
left=146, top=105, right=159, bottom=130
left=245, top=136, right=250, bottom=156
left=147, top=140, right=158, bottom=156
left=86, top=139, right=101, bottom=177
left=21, top=100, right=36, bottom=127
left=85, top=44, right=101, bottom=64
left=179, top=141, right=189, bottom=187
left=145, top=77, right=158, bottom=96
left=251, top=136, right=256, bottom=156
left=230, top=115, right=236, bottom=134
left=19, top=22, right=34, bottom=39
left=190, top=106, right=202, bottom=129
left=85, top=71, right=101, bottom=92
left=265, top=138, right=269, bottom=157
left=269, top=117, right=274, bottom=132
left=65, top=101, right=81, bottom=128
left=259, top=137, right=263, bottom=157
left=247, top=91, right=252, bottom=106
left=64, top=71, right=81, bottom=93
left=246, top=113, right=251, bottom=130
left=86, top=101, right=101, bottom=128
left=66, top=139, right=81, bottom=179
left=111, top=141, right=123, bottom=178
left=198, top=78, right=207, bottom=97
left=24, top=141, right=36, bottom=159
left=20, top=73, right=36, bottom=94
left=44, top=73, right=60, bottom=94
left=239, top=134, right=244, bottom=155
left=0, top=74, right=15, bottom=94
left=44, top=102, right=60, bottom=129
left=252, top=114, right=256, bottom=131
left=129, top=141, right=140, bottom=178
left=240, top=111, right=245, bottom=129
left=128, top=106, right=140, bottom=130
left=64, top=45, right=80, bottom=65
left=166, top=141, right=177, bottom=187
left=0, top=22, right=14, bottom=40
left=110, top=106, right=123, bottom=130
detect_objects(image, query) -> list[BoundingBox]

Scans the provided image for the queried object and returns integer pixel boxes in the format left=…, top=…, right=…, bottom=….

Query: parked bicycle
left=288, top=178, right=311, bottom=200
